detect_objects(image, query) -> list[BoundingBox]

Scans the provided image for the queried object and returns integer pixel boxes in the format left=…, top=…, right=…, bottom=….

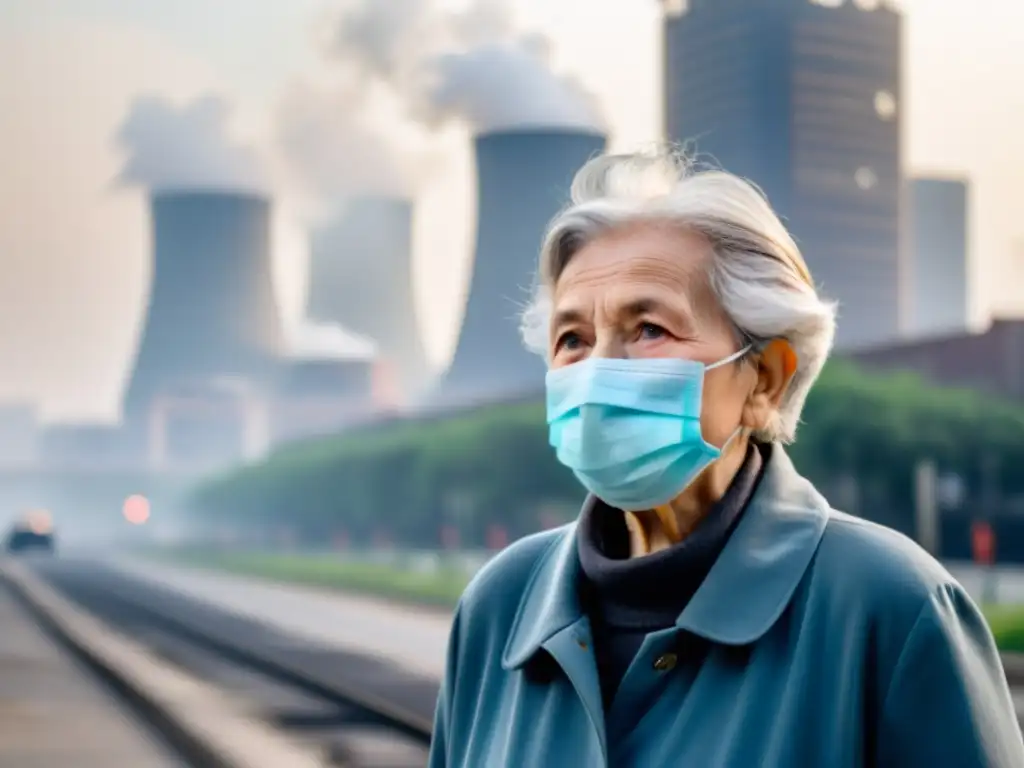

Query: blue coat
left=429, top=446, right=1024, bottom=767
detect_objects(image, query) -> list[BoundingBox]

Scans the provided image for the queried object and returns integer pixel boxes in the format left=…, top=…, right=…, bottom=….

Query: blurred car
left=4, top=510, right=56, bottom=555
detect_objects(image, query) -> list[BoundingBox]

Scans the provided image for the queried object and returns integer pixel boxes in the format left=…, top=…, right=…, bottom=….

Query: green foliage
left=190, top=360, right=1024, bottom=546
left=982, top=604, right=1024, bottom=653
left=793, top=361, right=1024, bottom=501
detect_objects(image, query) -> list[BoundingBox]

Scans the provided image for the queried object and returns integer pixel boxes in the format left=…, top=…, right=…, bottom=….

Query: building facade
left=664, top=0, right=904, bottom=348
left=844, top=319, right=1024, bottom=402
left=269, top=356, right=375, bottom=445
left=147, top=378, right=270, bottom=471
left=38, top=423, right=132, bottom=470
left=907, top=177, right=969, bottom=336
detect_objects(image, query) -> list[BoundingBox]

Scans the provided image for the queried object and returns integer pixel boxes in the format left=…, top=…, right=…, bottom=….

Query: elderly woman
left=428, top=148, right=1024, bottom=767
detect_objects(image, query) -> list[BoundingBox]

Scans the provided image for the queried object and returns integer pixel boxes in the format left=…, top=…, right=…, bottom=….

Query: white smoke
left=326, top=0, right=606, bottom=134
left=285, top=320, right=377, bottom=361
left=274, top=79, right=413, bottom=204
left=116, top=94, right=270, bottom=192
left=274, top=0, right=603, bottom=210
left=428, top=42, right=601, bottom=133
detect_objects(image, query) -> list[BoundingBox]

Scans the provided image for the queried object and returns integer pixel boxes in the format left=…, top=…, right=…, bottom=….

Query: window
left=854, top=0, right=880, bottom=9
left=855, top=167, right=879, bottom=190
left=874, top=90, right=897, bottom=120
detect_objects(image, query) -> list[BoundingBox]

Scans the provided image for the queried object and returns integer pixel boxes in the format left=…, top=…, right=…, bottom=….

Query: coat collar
left=502, top=444, right=830, bottom=670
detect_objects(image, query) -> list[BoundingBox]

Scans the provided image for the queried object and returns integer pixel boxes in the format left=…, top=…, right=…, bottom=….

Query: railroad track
left=30, top=559, right=437, bottom=768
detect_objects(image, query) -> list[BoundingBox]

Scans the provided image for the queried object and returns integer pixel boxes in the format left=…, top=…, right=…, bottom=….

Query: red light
left=123, top=494, right=150, bottom=525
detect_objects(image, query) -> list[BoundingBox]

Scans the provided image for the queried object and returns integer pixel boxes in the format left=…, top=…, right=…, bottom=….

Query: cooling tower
left=122, top=191, right=283, bottom=428
left=306, top=197, right=429, bottom=398
left=439, top=128, right=607, bottom=403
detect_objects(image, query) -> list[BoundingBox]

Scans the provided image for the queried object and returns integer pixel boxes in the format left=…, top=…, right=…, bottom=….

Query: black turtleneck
left=576, top=442, right=766, bottom=710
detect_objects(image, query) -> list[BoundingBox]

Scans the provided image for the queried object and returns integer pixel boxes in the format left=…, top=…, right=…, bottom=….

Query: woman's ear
left=743, top=339, right=797, bottom=431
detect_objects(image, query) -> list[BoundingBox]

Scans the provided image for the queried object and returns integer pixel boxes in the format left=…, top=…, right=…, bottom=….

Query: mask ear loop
left=705, top=343, right=753, bottom=371
left=706, top=343, right=756, bottom=450
left=717, top=424, right=745, bottom=453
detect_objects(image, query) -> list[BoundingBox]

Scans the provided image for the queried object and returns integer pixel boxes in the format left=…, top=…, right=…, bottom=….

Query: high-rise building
left=664, top=0, right=903, bottom=349
left=907, top=177, right=969, bottom=336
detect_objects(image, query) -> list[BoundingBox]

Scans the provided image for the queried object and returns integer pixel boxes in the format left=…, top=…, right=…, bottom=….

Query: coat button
left=653, top=653, right=678, bottom=671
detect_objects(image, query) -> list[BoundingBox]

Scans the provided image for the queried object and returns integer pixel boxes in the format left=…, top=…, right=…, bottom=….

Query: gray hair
left=520, top=146, right=837, bottom=444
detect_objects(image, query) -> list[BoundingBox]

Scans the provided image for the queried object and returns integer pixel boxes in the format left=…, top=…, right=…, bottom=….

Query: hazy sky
left=1, top=0, right=1022, bottom=422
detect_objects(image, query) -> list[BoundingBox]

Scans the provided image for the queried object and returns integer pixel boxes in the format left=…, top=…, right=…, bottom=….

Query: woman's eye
left=639, top=322, right=666, bottom=340
left=557, top=331, right=582, bottom=351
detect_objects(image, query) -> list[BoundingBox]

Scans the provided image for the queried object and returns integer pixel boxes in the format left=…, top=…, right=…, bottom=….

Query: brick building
left=844, top=319, right=1024, bottom=401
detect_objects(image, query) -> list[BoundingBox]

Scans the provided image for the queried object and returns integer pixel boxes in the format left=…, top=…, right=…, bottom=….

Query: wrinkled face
left=548, top=223, right=758, bottom=447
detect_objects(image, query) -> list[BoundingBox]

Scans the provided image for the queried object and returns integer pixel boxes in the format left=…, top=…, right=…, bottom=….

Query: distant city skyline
left=0, top=0, right=1022, bottom=421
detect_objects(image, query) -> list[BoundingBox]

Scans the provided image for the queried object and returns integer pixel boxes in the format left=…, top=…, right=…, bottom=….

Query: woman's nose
left=591, top=332, right=628, bottom=360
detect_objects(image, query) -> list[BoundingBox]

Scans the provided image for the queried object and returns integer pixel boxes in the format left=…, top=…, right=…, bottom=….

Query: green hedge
left=190, top=361, right=1024, bottom=546
left=986, top=605, right=1024, bottom=653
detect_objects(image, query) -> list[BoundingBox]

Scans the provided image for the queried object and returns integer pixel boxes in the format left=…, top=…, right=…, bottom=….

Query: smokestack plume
left=274, top=79, right=420, bottom=213
left=116, top=94, right=269, bottom=192
left=326, top=0, right=605, bottom=134
left=439, top=127, right=607, bottom=403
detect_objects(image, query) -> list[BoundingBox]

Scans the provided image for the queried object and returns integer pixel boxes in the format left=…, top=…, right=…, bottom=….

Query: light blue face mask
left=545, top=346, right=751, bottom=511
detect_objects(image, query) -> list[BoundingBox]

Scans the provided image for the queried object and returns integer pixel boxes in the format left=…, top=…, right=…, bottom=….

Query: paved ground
left=0, top=579, right=181, bottom=768
left=33, top=555, right=1024, bottom=746
left=111, top=557, right=452, bottom=680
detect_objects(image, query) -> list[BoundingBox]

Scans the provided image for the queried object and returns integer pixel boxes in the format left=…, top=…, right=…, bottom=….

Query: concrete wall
left=123, top=191, right=283, bottom=428
left=306, top=197, right=429, bottom=401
